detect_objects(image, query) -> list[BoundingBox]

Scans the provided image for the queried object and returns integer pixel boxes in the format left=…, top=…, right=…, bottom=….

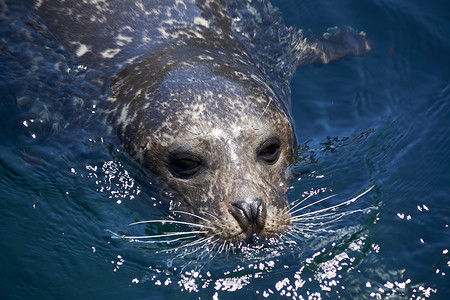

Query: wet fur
left=34, top=0, right=372, bottom=244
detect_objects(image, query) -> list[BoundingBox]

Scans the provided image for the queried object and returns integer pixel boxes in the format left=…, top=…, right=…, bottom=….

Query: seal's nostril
left=232, top=198, right=266, bottom=232
left=234, top=198, right=261, bottom=223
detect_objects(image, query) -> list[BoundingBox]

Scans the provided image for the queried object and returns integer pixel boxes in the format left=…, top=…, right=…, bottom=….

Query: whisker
left=290, top=194, right=337, bottom=216
left=169, top=238, right=208, bottom=253
left=285, top=228, right=304, bottom=237
left=218, top=240, right=227, bottom=253
left=292, top=207, right=347, bottom=221
left=226, top=242, right=232, bottom=253
left=351, top=184, right=375, bottom=200
left=207, top=240, right=223, bottom=258
left=294, top=213, right=347, bottom=227
left=287, top=186, right=377, bottom=242
left=129, top=219, right=215, bottom=229
left=293, top=207, right=371, bottom=223
left=287, top=193, right=315, bottom=212
left=122, top=230, right=206, bottom=240
left=289, top=226, right=323, bottom=233
left=171, top=210, right=213, bottom=224
left=171, top=235, right=217, bottom=252
left=282, top=231, right=301, bottom=242
left=274, top=232, right=282, bottom=241
left=291, top=185, right=376, bottom=220
left=202, top=211, right=220, bottom=222
left=132, top=235, right=199, bottom=244
left=292, top=211, right=339, bottom=221
left=292, top=202, right=358, bottom=220
left=182, top=236, right=221, bottom=256
left=207, top=238, right=221, bottom=252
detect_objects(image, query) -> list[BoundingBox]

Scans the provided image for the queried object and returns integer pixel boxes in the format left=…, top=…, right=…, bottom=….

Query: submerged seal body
left=35, top=0, right=371, bottom=243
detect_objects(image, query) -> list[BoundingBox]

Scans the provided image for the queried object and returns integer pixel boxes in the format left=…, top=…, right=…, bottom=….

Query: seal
left=35, top=0, right=371, bottom=244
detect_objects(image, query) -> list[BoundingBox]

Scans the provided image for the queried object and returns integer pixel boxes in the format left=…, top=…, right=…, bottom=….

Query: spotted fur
left=35, top=0, right=371, bottom=242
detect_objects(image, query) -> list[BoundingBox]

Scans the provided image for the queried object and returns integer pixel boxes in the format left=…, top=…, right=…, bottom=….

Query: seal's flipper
left=296, top=26, right=373, bottom=68
left=227, top=1, right=372, bottom=111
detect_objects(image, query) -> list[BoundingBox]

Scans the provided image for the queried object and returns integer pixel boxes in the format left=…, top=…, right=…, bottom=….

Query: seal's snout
left=231, top=198, right=267, bottom=234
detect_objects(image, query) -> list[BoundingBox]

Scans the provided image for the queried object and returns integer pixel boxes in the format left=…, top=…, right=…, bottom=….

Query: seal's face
left=113, top=62, right=297, bottom=242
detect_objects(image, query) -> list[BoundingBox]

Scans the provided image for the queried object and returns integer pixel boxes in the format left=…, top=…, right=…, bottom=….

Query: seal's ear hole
left=258, top=138, right=280, bottom=164
left=168, top=153, right=202, bottom=178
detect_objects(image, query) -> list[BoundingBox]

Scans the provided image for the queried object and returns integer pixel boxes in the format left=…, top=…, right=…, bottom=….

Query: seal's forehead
left=143, top=64, right=294, bottom=148
left=151, top=80, right=288, bottom=147
left=154, top=64, right=271, bottom=115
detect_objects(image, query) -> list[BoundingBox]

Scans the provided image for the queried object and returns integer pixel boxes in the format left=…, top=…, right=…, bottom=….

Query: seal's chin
left=204, top=221, right=292, bottom=247
left=242, top=232, right=270, bottom=245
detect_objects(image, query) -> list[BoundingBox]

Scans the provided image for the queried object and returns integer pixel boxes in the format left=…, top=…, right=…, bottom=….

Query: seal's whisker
left=202, top=211, right=220, bottom=222
left=197, top=238, right=218, bottom=254
left=289, top=225, right=324, bottom=233
left=122, top=230, right=207, bottom=240
left=218, top=240, right=228, bottom=253
left=292, top=207, right=369, bottom=223
left=208, top=240, right=224, bottom=258
left=217, top=241, right=224, bottom=253
left=291, top=185, right=375, bottom=220
left=286, top=228, right=304, bottom=237
left=194, top=211, right=227, bottom=229
left=129, top=219, right=214, bottom=229
left=291, top=201, right=356, bottom=220
left=287, top=185, right=377, bottom=240
left=178, top=237, right=217, bottom=256
left=283, top=229, right=308, bottom=242
left=349, top=184, right=375, bottom=201
left=292, top=207, right=349, bottom=221
left=135, top=235, right=200, bottom=244
left=286, top=193, right=315, bottom=212
left=273, top=232, right=282, bottom=242
left=290, top=205, right=376, bottom=237
left=172, top=210, right=213, bottom=224
left=290, top=194, right=337, bottom=216
left=170, top=236, right=211, bottom=252
left=293, top=214, right=346, bottom=228
left=274, top=232, right=290, bottom=245
left=207, top=240, right=218, bottom=251
left=292, top=211, right=338, bottom=221
left=226, top=242, right=233, bottom=253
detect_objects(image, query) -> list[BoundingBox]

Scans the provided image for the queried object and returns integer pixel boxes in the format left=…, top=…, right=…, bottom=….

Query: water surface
left=1, top=0, right=449, bottom=299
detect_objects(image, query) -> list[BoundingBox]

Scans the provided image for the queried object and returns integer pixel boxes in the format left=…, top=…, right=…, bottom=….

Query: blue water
left=1, top=1, right=449, bottom=299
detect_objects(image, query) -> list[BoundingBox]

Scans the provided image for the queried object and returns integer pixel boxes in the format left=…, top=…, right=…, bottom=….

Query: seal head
left=110, top=43, right=297, bottom=242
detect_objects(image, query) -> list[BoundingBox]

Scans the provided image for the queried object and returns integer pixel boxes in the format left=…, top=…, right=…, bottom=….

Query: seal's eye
left=168, top=153, right=202, bottom=178
left=258, top=138, right=281, bottom=164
